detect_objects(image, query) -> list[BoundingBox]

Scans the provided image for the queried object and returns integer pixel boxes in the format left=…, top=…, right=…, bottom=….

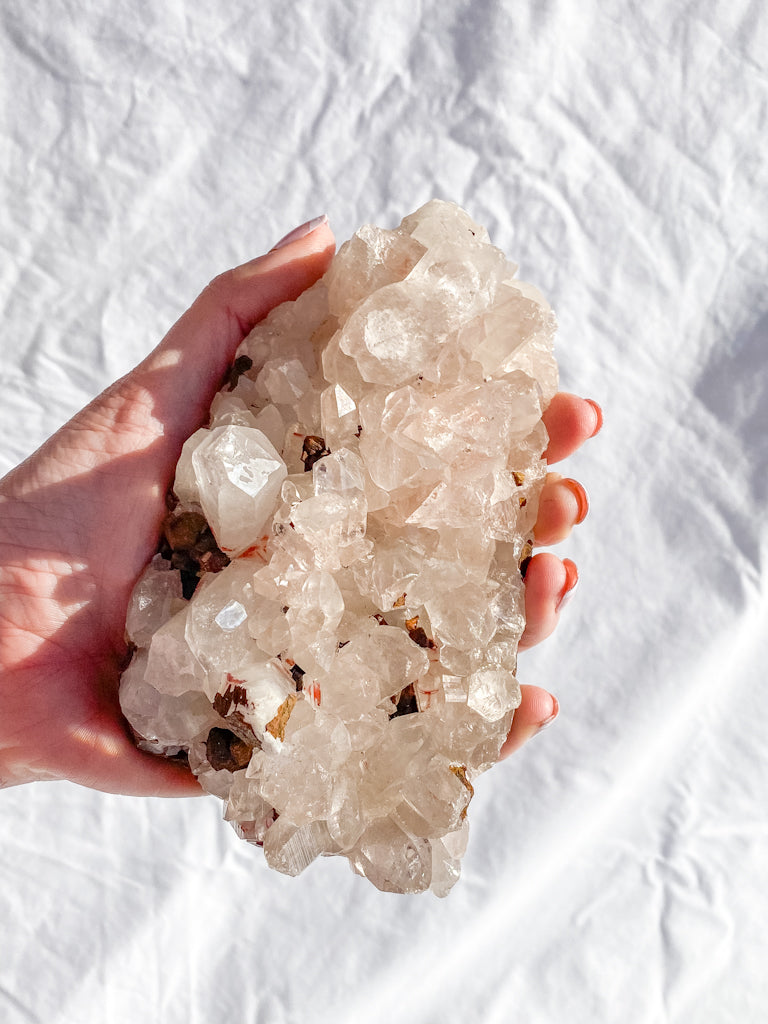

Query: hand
left=0, top=222, right=335, bottom=795
left=500, top=392, right=601, bottom=757
left=0, top=217, right=598, bottom=795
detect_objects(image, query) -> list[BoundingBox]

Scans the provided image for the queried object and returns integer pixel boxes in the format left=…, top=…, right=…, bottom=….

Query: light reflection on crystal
left=214, top=600, right=248, bottom=631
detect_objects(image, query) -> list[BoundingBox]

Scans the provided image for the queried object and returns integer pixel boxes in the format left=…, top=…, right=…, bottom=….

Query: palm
left=0, top=365, right=213, bottom=793
left=0, top=223, right=598, bottom=794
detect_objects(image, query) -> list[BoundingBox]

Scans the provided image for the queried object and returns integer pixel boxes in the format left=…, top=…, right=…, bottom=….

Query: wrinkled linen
left=0, top=1, right=766, bottom=1022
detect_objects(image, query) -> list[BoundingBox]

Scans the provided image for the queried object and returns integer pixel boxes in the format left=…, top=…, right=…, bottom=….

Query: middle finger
left=533, top=473, right=589, bottom=546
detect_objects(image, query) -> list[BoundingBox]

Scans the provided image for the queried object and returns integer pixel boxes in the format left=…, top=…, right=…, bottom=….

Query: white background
left=1, top=2, right=766, bottom=1022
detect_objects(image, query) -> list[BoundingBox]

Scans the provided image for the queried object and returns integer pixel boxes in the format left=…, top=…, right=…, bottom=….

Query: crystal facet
left=119, top=200, right=558, bottom=896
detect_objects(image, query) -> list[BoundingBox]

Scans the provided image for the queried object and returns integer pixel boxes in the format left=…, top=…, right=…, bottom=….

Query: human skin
left=0, top=219, right=600, bottom=795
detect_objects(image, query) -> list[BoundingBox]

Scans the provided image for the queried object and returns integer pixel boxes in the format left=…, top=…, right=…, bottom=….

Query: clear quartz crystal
left=125, top=554, right=184, bottom=647
left=119, top=200, right=558, bottom=896
left=192, top=425, right=287, bottom=556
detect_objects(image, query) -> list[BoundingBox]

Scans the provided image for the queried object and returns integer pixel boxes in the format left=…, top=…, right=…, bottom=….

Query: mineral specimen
left=119, top=200, right=558, bottom=896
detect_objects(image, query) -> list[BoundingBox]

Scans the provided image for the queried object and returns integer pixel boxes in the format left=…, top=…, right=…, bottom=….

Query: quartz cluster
left=119, top=200, right=558, bottom=895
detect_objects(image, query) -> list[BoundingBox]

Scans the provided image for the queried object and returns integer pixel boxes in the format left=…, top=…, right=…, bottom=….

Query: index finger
left=542, top=393, right=603, bottom=464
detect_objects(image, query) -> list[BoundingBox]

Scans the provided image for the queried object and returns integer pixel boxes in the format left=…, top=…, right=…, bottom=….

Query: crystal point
left=192, top=425, right=287, bottom=556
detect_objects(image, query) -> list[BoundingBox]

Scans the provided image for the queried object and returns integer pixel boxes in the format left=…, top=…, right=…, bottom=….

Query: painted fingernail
left=556, top=558, right=579, bottom=611
left=272, top=214, right=328, bottom=250
left=585, top=399, right=603, bottom=437
left=561, top=478, right=589, bottom=524
left=537, top=695, right=560, bottom=733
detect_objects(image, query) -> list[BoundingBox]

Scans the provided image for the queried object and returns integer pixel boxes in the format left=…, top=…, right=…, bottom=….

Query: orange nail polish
left=556, top=559, right=579, bottom=611
left=537, top=695, right=560, bottom=733
left=585, top=399, right=603, bottom=437
left=561, top=479, right=589, bottom=524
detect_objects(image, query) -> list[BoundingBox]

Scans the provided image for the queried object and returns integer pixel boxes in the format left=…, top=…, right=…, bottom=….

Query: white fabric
left=1, top=1, right=766, bottom=1021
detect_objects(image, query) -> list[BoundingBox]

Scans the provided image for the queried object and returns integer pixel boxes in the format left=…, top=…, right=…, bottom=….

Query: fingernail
left=556, top=559, right=579, bottom=611
left=272, top=214, right=328, bottom=250
left=585, top=399, right=603, bottom=437
left=537, top=695, right=559, bottom=733
left=561, top=478, right=589, bottom=524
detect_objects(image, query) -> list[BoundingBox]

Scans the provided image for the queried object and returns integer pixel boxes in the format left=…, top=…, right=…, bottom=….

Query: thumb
left=129, top=217, right=336, bottom=447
